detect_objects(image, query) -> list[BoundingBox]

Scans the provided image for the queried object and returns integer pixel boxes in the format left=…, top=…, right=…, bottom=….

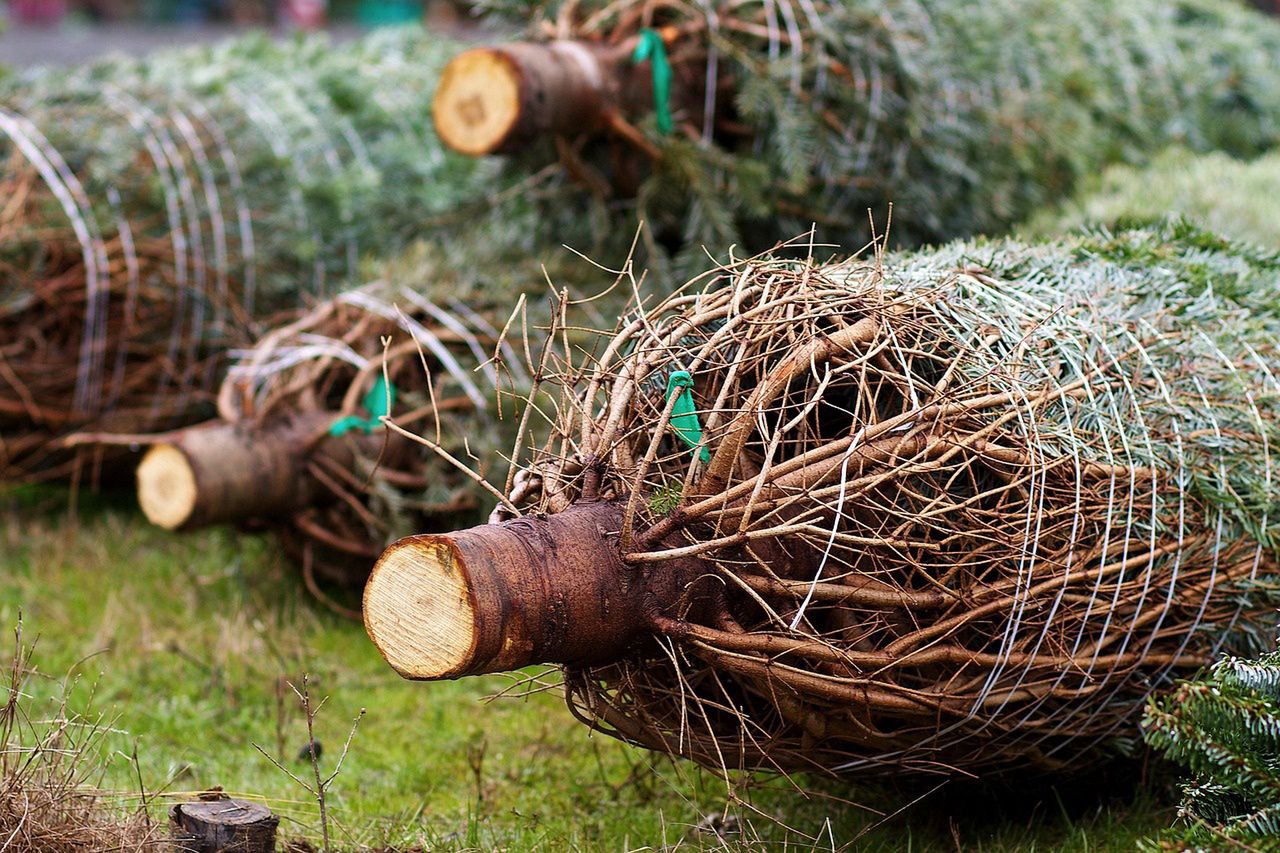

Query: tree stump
left=170, top=800, right=278, bottom=853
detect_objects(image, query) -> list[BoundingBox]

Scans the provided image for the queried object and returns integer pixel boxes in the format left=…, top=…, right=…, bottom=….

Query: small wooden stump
left=170, top=800, right=278, bottom=852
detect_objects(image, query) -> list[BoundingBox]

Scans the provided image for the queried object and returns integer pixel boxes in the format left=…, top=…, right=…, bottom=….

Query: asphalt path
left=0, top=21, right=365, bottom=69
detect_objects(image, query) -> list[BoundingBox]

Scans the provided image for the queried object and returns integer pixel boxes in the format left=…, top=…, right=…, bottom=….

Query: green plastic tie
left=665, top=370, right=709, bottom=463
left=632, top=28, right=674, bottom=136
left=330, top=375, right=396, bottom=436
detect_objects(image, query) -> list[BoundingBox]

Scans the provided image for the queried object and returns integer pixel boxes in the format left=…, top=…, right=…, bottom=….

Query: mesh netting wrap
left=0, top=28, right=499, bottom=481
left=365, top=222, right=1280, bottom=778
left=440, top=0, right=1280, bottom=258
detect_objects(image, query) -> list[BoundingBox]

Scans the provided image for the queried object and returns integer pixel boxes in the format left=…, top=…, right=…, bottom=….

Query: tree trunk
left=431, top=33, right=708, bottom=156
left=433, top=42, right=630, bottom=155
left=170, top=800, right=277, bottom=853
left=363, top=501, right=707, bottom=679
left=136, top=413, right=404, bottom=531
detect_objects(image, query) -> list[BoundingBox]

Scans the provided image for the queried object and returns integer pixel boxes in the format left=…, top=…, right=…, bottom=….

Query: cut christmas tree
left=366, top=222, right=1280, bottom=778
left=0, top=27, right=525, bottom=483
left=132, top=238, right=618, bottom=597
left=134, top=276, right=507, bottom=601
left=434, top=0, right=1280, bottom=260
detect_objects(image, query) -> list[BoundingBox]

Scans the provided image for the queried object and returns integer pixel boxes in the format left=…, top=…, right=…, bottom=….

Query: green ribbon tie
left=665, top=370, right=709, bottom=462
left=632, top=28, right=674, bottom=136
left=330, top=375, right=396, bottom=436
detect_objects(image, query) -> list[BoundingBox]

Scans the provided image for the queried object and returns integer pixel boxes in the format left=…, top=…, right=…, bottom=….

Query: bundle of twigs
left=0, top=27, right=505, bottom=483
left=433, top=0, right=1280, bottom=262
left=366, top=222, right=1280, bottom=778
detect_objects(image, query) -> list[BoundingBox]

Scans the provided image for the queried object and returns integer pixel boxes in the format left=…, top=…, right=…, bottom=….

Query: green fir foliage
left=907, top=221, right=1280, bottom=587
left=0, top=28, right=502, bottom=303
left=0, top=26, right=619, bottom=447
left=1037, top=148, right=1280, bottom=251
left=1143, top=650, right=1280, bottom=847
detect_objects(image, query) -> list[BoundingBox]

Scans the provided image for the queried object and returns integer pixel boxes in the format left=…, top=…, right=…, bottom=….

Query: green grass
left=0, top=490, right=1173, bottom=850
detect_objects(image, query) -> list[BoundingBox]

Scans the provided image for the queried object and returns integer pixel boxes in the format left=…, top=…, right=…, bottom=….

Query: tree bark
left=136, top=413, right=404, bottom=531
left=170, top=800, right=277, bottom=853
left=433, top=42, right=634, bottom=155
left=432, top=33, right=709, bottom=156
left=364, top=501, right=708, bottom=679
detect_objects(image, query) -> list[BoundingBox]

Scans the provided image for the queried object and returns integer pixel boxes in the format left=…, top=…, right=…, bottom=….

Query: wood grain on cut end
left=364, top=504, right=713, bottom=682
left=133, top=413, right=362, bottom=531
left=364, top=537, right=477, bottom=680
left=137, top=444, right=198, bottom=530
left=432, top=48, right=522, bottom=156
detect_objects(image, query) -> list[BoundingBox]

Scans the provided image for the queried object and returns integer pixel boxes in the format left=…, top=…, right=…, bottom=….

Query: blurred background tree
left=1, top=0, right=439, bottom=26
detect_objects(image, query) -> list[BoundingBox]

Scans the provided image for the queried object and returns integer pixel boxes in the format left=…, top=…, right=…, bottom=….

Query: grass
left=0, top=487, right=1174, bottom=850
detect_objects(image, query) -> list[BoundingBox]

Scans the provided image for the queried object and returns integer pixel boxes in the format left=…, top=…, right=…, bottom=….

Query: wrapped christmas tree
left=132, top=239, right=615, bottom=596
left=365, top=222, right=1280, bottom=778
left=0, top=27, right=532, bottom=482
left=133, top=276, right=505, bottom=599
left=432, top=0, right=1280, bottom=260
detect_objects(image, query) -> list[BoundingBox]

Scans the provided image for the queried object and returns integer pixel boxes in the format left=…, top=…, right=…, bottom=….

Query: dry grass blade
left=0, top=618, right=165, bottom=851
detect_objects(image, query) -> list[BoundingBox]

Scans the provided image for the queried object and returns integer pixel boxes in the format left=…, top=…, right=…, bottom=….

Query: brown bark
left=433, top=42, right=641, bottom=155
left=433, top=33, right=709, bottom=156
left=136, top=413, right=405, bottom=531
left=170, top=800, right=277, bottom=853
left=364, top=501, right=709, bottom=680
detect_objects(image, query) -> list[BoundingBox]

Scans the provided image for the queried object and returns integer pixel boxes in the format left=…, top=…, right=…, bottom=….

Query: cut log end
left=137, top=443, right=198, bottom=530
left=365, top=503, right=713, bottom=681
left=432, top=48, right=522, bottom=156
left=364, top=536, right=477, bottom=680
left=134, top=413, right=350, bottom=531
